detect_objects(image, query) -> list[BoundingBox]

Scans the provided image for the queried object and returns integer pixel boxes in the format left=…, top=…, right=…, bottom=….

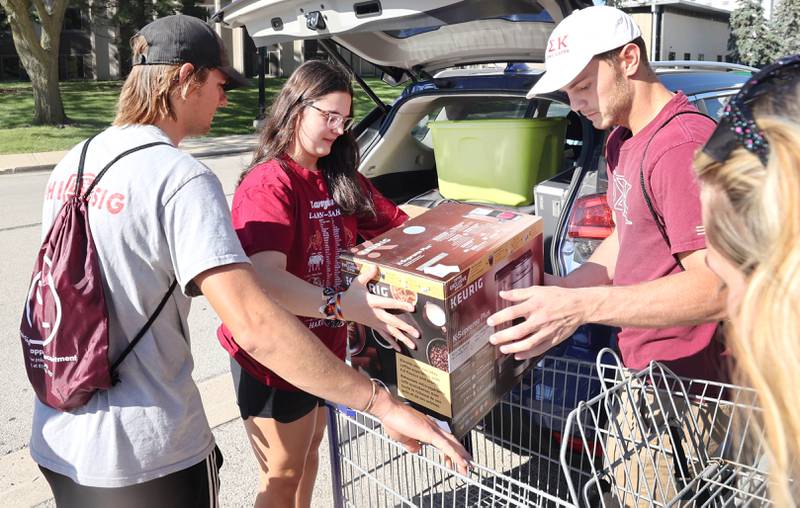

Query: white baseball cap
left=526, top=6, right=642, bottom=98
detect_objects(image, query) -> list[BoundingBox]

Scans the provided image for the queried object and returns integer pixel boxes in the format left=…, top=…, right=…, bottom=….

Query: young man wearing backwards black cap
left=487, top=6, right=728, bottom=505
left=30, top=15, right=469, bottom=507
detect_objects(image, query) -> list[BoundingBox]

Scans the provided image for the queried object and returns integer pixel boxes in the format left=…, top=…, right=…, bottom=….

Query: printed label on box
left=396, top=354, right=452, bottom=417
left=449, top=309, right=491, bottom=371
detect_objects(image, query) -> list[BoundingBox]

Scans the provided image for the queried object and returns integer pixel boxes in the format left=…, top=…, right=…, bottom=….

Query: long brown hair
left=242, top=60, right=373, bottom=217
left=695, top=74, right=800, bottom=505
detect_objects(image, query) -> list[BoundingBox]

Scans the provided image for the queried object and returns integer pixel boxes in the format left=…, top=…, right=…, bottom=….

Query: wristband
left=319, top=289, right=345, bottom=321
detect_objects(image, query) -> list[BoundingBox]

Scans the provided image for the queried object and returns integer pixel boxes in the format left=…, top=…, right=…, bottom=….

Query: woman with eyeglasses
left=216, top=60, right=419, bottom=507
left=694, top=54, right=800, bottom=504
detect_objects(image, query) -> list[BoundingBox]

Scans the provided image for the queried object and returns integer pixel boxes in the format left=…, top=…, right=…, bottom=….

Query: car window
left=411, top=97, right=530, bottom=147
left=410, top=111, right=441, bottom=148
left=543, top=102, right=572, bottom=118
left=410, top=96, right=582, bottom=171
left=702, top=94, right=735, bottom=120
left=536, top=101, right=584, bottom=166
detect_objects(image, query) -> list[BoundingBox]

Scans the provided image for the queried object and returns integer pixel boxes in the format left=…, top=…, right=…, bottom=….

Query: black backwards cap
left=134, top=14, right=251, bottom=91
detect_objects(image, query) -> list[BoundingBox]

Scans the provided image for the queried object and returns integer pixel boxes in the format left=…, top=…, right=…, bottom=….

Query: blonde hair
left=113, top=35, right=209, bottom=126
left=695, top=88, right=800, bottom=504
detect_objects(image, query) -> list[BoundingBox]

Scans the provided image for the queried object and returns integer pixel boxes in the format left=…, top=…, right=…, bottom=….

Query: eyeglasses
left=303, top=101, right=355, bottom=131
left=702, top=54, right=800, bottom=166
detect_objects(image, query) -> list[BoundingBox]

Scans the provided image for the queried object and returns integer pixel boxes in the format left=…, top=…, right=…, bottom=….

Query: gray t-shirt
left=29, top=125, right=249, bottom=487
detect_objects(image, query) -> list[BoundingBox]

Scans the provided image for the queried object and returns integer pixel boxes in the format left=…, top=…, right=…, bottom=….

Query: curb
left=0, top=164, right=58, bottom=175
left=187, top=146, right=255, bottom=160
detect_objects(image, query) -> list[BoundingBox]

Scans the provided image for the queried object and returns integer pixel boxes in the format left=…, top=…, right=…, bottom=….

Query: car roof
left=657, top=71, right=750, bottom=95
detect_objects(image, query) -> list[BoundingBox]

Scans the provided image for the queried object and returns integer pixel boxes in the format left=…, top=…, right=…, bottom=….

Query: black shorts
left=40, top=445, right=223, bottom=508
left=230, top=357, right=324, bottom=423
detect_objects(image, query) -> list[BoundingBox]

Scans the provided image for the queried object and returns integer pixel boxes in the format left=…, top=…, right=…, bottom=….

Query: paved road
left=0, top=153, right=334, bottom=507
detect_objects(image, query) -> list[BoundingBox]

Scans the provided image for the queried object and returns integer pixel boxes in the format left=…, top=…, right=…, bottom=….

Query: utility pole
left=258, top=46, right=267, bottom=120
left=650, top=0, right=660, bottom=61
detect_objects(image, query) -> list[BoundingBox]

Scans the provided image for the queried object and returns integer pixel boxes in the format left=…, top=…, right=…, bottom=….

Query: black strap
left=75, top=135, right=98, bottom=195
left=111, top=279, right=179, bottom=384
left=76, top=136, right=178, bottom=384
left=83, top=141, right=172, bottom=199
left=638, top=111, right=715, bottom=271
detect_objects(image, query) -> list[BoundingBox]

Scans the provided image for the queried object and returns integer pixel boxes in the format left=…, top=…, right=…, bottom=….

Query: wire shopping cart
left=326, top=349, right=776, bottom=507
left=562, top=350, right=770, bottom=507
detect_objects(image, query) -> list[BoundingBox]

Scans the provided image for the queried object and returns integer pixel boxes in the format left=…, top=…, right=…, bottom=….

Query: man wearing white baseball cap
left=526, top=5, right=644, bottom=100
left=489, top=6, right=729, bottom=505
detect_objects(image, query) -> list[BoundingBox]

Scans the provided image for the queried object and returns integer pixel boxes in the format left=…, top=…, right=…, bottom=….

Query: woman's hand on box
left=341, top=264, right=420, bottom=351
left=486, top=285, right=590, bottom=359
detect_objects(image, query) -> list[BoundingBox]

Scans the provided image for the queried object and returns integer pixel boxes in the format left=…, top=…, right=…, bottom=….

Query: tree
left=770, top=0, right=800, bottom=60
left=728, top=0, right=773, bottom=66
left=0, top=0, right=70, bottom=124
left=99, top=0, right=209, bottom=76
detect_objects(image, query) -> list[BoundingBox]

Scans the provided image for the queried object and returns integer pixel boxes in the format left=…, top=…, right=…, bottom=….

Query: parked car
left=215, top=0, right=755, bottom=449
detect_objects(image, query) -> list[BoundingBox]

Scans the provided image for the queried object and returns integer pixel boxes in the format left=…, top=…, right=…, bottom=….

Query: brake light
left=567, top=193, right=614, bottom=240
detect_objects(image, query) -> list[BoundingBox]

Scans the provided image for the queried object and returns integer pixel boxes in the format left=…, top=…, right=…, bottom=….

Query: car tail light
left=568, top=193, right=614, bottom=240
left=562, top=193, right=614, bottom=268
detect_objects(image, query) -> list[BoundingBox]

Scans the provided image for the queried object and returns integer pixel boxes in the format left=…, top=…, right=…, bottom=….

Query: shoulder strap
left=83, top=141, right=172, bottom=199
left=74, top=137, right=177, bottom=384
left=638, top=110, right=715, bottom=271
left=75, top=135, right=98, bottom=196
left=110, top=279, right=179, bottom=385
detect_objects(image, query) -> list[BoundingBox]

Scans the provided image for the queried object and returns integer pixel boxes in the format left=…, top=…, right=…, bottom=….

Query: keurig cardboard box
left=341, top=202, right=544, bottom=437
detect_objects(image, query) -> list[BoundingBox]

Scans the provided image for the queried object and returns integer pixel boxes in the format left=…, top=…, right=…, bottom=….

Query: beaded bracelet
left=320, top=286, right=345, bottom=321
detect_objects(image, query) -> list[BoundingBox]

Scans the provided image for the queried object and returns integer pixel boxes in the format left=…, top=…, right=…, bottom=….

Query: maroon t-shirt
left=605, top=92, right=724, bottom=379
left=217, top=155, right=407, bottom=391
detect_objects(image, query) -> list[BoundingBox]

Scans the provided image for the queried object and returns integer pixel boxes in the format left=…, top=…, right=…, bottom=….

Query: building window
left=684, top=52, right=691, bottom=60
left=0, top=55, right=27, bottom=81
left=717, top=55, right=723, bottom=62
left=63, top=7, right=83, bottom=31
left=668, top=51, right=676, bottom=60
left=59, top=54, right=92, bottom=80
left=698, top=53, right=705, bottom=61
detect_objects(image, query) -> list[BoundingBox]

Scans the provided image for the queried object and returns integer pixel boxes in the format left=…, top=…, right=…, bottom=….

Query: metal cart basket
left=326, top=350, right=777, bottom=507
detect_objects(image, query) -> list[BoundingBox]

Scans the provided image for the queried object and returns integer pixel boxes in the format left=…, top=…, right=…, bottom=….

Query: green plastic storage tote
left=430, top=117, right=567, bottom=206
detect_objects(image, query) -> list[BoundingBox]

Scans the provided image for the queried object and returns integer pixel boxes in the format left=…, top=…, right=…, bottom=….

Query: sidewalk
left=0, top=373, right=241, bottom=507
left=0, top=134, right=260, bottom=175
left=0, top=373, right=335, bottom=508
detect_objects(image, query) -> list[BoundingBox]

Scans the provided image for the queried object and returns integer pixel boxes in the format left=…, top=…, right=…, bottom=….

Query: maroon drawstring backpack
left=20, top=136, right=176, bottom=411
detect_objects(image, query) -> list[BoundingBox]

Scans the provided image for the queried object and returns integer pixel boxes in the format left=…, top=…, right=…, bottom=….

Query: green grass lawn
left=0, top=77, right=404, bottom=155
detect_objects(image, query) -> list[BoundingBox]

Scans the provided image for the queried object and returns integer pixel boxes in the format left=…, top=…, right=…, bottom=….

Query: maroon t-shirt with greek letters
left=605, top=92, right=725, bottom=380
left=217, top=155, right=407, bottom=391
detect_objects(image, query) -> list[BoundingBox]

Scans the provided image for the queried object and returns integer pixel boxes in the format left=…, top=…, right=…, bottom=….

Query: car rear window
left=411, top=97, right=531, bottom=147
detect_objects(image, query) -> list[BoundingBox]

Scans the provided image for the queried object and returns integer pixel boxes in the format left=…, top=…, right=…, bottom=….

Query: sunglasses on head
left=702, top=54, right=800, bottom=166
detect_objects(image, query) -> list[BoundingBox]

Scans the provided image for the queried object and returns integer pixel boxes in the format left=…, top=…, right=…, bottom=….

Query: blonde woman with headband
left=695, top=54, right=800, bottom=505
